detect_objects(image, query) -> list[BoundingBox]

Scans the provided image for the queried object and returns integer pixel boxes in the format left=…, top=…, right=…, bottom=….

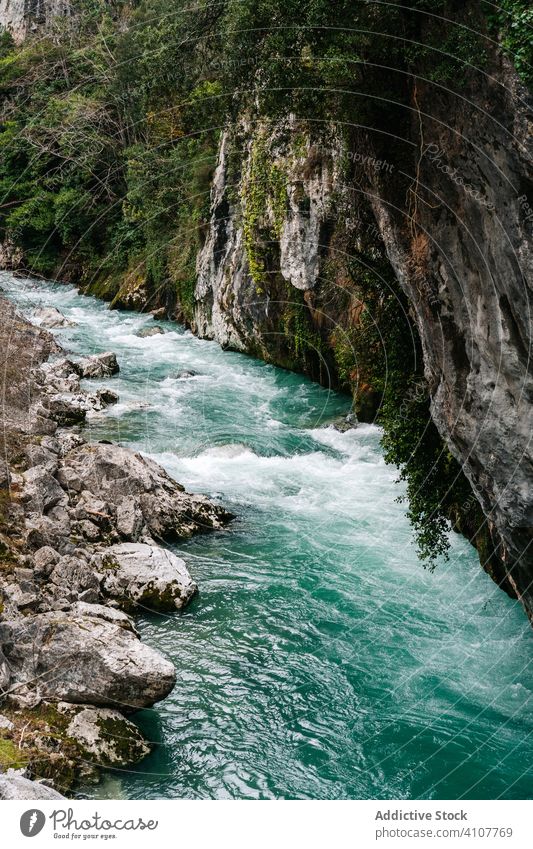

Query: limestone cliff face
left=192, top=60, right=533, bottom=620
left=366, top=57, right=533, bottom=619
left=0, top=0, right=69, bottom=42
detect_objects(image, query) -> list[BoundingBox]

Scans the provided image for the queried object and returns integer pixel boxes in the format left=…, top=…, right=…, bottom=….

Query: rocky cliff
left=190, top=53, right=533, bottom=620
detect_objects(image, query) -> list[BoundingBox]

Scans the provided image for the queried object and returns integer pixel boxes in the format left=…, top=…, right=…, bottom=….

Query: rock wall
left=191, top=59, right=533, bottom=620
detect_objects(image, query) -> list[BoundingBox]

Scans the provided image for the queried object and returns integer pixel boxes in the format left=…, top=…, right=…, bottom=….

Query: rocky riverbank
left=0, top=294, right=233, bottom=797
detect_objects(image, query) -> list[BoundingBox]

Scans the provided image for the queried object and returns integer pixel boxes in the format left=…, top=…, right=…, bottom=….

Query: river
left=3, top=272, right=533, bottom=800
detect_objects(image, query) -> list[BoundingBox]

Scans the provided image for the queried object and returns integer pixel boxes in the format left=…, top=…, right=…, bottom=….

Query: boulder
left=0, top=607, right=175, bottom=708
left=69, top=602, right=139, bottom=635
left=75, top=352, right=119, bottom=378
left=24, top=443, right=59, bottom=473
left=32, top=307, right=74, bottom=329
left=33, top=547, right=60, bottom=576
left=60, top=442, right=233, bottom=541
left=332, top=413, right=358, bottom=433
left=21, top=467, right=66, bottom=515
left=26, top=515, right=72, bottom=553
left=136, top=326, right=166, bottom=338
left=174, top=370, right=198, bottom=379
left=96, top=542, right=198, bottom=612
left=65, top=706, right=150, bottom=767
left=0, top=771, right=66, bottom=800
left=0, top=459, right=10, bottom=490
left=97, top=388, right=119, bottom=405
left=115, top=496, right=144, bottom=540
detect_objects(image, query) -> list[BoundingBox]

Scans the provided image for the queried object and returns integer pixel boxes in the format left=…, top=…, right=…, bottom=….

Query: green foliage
left=332, top=248, right=479, bottom=566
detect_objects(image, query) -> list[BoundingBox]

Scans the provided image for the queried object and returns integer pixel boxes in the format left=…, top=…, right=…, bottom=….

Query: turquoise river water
left=3, top=273, right=533, bottom=800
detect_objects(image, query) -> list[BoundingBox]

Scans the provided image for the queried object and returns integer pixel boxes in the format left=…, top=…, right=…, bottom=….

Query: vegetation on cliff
left=0, top=0, right=528, bottom=566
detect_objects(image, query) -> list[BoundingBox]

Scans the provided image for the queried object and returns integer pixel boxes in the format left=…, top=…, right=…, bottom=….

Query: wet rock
left=75, top=352, right=119, bottom=378
left=65, top=706, right=150, bottom=767
left=136, top=326, right=166, bottom=337
left=32, top=306, right=74, bottom=329
left=0, top=607, right=176, bottom=708
left=174, top=370, right=198, bottom=379
left=0, top=771, right=66, bottom=800
left=95, top=542, right=198, bottom=612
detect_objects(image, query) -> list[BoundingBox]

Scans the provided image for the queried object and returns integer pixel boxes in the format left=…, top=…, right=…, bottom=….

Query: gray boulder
left=96, top=542, right=198, bottom=612
left=136, top=326, right=166, bottom=338
left=69, top=602, right=139, bottom=635
left=21, top=467, right=66, bottom=515
left=0, top=606, right=176, bottom=708
left=75, top=352, right=119, bottom=378
left=0, top=648, right=11, bottom=692
left=0, top=771, right=66, bottom=800
left=48, top=555, right=101, bottom=603
left=65, top=705, right=150, bottom=767
left=45, top=393, right=88, bottom=426
left=60, top=442, right=232, bottom=541
left=40, top=358, right=81, bottom=393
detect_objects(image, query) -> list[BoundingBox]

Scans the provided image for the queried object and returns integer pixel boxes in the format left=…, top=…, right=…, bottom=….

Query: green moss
left=241, top=135, right=288, bottom=291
